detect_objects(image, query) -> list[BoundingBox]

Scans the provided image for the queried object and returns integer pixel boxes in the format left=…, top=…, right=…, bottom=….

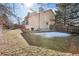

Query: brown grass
left=0, top=29, right=78, bottom=56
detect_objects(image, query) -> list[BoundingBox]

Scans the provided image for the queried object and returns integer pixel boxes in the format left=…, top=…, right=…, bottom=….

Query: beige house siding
left=25, top=9, right=55, bottom=31
left=28, top=14, right=39, bottom=30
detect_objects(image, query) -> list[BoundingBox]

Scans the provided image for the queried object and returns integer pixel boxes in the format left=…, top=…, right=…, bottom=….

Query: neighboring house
left=62, top=4, right=79, bottom=27
left=24, top=9, right=55, bottom=31
left=0, top=14, right=10, bottom=29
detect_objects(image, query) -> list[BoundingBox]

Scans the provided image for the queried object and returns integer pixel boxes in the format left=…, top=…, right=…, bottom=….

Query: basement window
left=31, top=28, right=34, bottom=31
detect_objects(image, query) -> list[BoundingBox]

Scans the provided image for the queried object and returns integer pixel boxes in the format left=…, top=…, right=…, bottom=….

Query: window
left=46, top=22, right=48, bottom=25
left=26, top=20, right=28, bottom=25
left=31, top=27, right=34, bottom=31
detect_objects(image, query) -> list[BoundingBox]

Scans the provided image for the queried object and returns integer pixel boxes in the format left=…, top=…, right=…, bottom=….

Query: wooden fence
left=54, top=23, right=79, bottom=34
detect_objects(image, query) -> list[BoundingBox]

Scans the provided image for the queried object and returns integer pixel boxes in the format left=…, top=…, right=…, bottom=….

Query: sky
left=29, top=3, right=57, bottom=13
left=1, top=3, right=57, bottom=24
left=14, top=3, right=57, bottom=18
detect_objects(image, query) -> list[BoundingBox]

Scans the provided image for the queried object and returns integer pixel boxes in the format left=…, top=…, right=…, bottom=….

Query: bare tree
left=0, top=3, right=25, bottom=26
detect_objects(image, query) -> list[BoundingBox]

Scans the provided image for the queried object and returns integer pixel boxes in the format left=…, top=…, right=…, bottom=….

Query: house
left=24, top=9, right=55, bottom=31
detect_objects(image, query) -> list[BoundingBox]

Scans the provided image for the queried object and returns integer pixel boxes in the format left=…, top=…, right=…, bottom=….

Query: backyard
left=0, top=29, right=78, bottom=56
left=0, top=3, right=79, bottom=56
